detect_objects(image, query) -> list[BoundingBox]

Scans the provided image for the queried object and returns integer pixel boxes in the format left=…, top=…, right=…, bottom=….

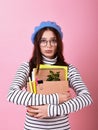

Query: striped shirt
left=7, top=62, right=92, bottom=130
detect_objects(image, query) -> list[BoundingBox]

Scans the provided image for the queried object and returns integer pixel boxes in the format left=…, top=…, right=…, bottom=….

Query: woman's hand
left=27, top=105, right=48, bottom=119
left=58, top=91, right=71, bottom=104
left=27, top=92, right=71, bottom=119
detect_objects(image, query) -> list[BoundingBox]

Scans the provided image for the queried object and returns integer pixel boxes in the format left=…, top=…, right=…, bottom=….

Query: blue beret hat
left=31, top=21, right=63, bottom=44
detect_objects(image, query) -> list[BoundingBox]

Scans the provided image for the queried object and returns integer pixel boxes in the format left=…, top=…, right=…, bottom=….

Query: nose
left=46, top=41, right=52, bottom=47
left=47, top=41, right=51, bottom=47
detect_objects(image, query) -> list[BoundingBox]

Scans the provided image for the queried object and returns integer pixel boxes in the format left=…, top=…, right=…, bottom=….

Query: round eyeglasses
left=40, top=38, right=57, bottom=47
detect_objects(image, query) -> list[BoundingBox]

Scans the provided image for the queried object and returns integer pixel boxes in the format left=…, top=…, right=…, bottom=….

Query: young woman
left=7, top=21, right=92, bottom=130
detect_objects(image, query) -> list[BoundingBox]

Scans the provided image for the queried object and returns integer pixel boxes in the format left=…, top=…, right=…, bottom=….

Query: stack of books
left=27, top=64, right=69, bottom=94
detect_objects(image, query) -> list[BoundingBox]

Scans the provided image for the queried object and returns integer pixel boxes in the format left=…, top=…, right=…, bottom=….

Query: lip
left=45, top=50, right=52, bottom=53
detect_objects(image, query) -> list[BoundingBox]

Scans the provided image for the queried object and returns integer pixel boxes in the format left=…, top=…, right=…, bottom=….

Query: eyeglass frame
left=39, top=38, right=57, bottom=47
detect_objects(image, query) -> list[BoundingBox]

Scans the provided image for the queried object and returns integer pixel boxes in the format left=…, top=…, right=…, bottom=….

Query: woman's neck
left=42, top=55, right=57, bottom=65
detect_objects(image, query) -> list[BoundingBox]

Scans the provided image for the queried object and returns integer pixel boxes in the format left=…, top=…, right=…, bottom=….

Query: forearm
left=7, top=87, right=59, bottom=106
left=7, top=62, right=59, bottom=106
left=48, top=92, right=92, bottom=117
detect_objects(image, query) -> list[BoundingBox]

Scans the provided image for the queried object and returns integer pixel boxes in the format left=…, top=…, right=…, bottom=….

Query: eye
left=40, top=39, right=46, bottom=43
left=51, top=39, right=57, bottom=43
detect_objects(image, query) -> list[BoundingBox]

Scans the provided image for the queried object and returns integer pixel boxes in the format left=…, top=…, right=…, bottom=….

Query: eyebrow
left=41, top=37, right=56, bottom=39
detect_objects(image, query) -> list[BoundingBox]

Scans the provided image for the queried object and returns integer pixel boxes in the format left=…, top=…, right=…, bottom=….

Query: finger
left=26, top=106, right=33, bottom=111
left=27, top=112, right=36, bottom=117
left=27, top=110, right=38, bottom=116
left=67, top=93, right=71, bottom=97
left=27, top=106, right=38, bottom=110
left=31, top=106, right=39, bottom=109
left=27, top=106, right=39, bottom=111
left=27, top=106, right=33, bottom=109
left=62, top=90, right=70, bottom=94
left=66, top=92, right=71, bottom=97
left=34, top=113, right=44, bottom=119
left=29, top=110, right=38, bottom=114
left=67, top=95, right=71, bottom=100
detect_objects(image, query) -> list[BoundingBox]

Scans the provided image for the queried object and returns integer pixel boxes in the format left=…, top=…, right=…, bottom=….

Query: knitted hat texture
left=31, top=21, right=63, bottom=44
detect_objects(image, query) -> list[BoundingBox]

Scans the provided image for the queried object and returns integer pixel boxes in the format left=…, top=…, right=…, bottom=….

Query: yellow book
left=27, top=64, right=69, bottom=94
left=39, top=64, right=68, bottom=80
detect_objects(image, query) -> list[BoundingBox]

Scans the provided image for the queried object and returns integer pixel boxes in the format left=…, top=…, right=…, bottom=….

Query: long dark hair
left=29, top=27, right=69, bottom=77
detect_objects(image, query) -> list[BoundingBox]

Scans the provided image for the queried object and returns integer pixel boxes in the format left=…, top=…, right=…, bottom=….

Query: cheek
left=40, top=47, right=44, bottom=54
left=54, top=46, right=57, bottom=53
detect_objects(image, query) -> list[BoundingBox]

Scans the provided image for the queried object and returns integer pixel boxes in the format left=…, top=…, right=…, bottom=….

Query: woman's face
left=39, top=30, right=57, bottom=59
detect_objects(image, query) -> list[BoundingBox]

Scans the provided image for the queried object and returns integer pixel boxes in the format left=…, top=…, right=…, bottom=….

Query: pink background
left=0, top=0, right=97, bottom=129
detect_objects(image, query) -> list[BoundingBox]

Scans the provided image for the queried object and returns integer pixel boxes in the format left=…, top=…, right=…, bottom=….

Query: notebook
left=27, top=64, right=69, bottom=94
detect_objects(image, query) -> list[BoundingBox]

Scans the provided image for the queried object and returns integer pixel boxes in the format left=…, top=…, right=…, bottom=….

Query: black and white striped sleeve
left=48, top=64, right=93, bottom=117
left=7, top=62, right=59, bottom=106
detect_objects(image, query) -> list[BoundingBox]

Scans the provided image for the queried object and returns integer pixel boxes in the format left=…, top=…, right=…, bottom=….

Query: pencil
left=33, top=68, right=37, bottom=94
left=29, top=77, right=33, bottom=93
left=33, top=81, right=36, bottom=94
